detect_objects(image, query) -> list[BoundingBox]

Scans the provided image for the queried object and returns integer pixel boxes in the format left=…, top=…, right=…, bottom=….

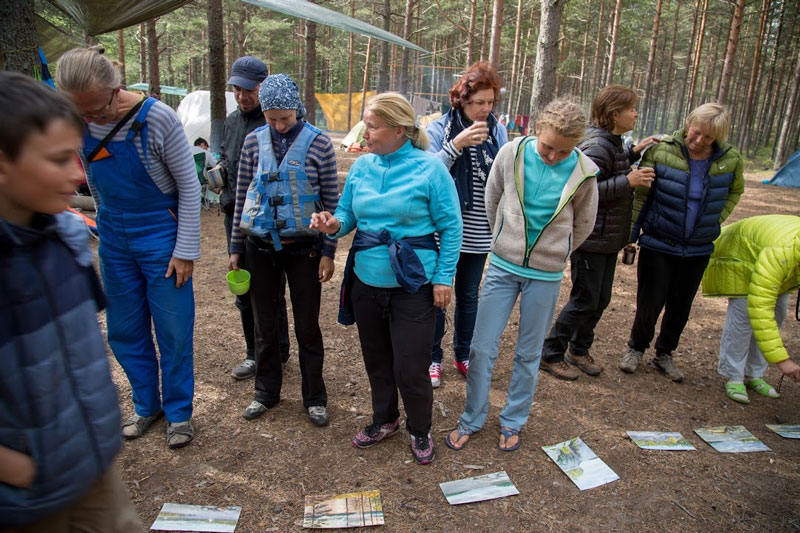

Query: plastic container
left=227, top=269, right=251, bottom=295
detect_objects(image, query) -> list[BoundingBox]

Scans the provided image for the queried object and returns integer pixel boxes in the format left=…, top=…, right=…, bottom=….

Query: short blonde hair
left=535, top=98, right=587, bottom=140
left=56, top=46, right=120, bottom=93
left=364, top=92, right=429, bottom=151
left=685, top=103, right=730, bottom=143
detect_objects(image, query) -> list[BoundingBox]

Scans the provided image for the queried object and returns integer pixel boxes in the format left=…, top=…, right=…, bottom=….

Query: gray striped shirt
left=86, top=98, right=201, bottom=260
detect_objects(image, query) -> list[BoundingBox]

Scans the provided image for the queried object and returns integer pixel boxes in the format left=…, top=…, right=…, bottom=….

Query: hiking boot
left=308, top=406, right=329, bottom=427
left=429, top=362, right=442, bottom=388
left=651, top=353, right=684, bottom=382
left=231, top=359, right=256, bottom=380
left=453, top=359, right=469, bottom=377
left=565, top=350, right=603, bottom=376
left=410, top=433, right=435, bottom=464
left=619, top=347, right=643, bottom=373
left=539, top=359, right=580, bottom=381
left=242, top=400, right=269, bottom=420
left=352, top=419, right=400, bottom=449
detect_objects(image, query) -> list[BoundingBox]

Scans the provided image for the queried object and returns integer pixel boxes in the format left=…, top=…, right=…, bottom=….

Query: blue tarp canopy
left=127, top=83, right=189, bottom=96
left=764, top=150, right=800, bottom=188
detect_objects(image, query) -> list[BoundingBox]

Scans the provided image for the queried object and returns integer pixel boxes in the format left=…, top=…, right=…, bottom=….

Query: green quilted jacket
left=701, top=214, right=800, bottom=363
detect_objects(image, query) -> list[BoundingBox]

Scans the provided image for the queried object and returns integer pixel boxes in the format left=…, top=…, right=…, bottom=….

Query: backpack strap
left=85, top=97, right=144, bottom=163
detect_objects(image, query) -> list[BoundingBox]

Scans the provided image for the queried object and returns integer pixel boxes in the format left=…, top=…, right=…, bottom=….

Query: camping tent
left=176, top=90, right=238, bottom=146
left=764, top=150, right=800, bottom=188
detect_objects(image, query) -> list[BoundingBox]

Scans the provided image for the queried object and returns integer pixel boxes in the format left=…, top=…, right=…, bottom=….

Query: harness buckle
left=267, top=172, right=281, bottom=182
left=268, top=195, right=285, bottom=206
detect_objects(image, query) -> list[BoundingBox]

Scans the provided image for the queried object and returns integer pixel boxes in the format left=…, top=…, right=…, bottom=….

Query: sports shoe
left=242, top=400, right=269, bottom=420
left=651, top=353, right=684, bottom=382
left=231, top=359, right=256, bottom=380
left=619, top=347, right=643, bottom=373
left=429, top=362, right=442, bottom=388
left=453, top=359, right=469, bottom=377
left=352, top=419, right=400, bottom=449
left=565, top=351, right=603, bottom=376
left=539, top=359, right=579, bottom=381
left=410, top=433, right=435, bottom=464
left=308, top=406, right=329, bottom=427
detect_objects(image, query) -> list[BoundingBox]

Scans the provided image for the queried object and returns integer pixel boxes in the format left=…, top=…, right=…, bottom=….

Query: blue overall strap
left=337, top=230, right=438, bottom=325
left=126, top=97, right=157, bottom=171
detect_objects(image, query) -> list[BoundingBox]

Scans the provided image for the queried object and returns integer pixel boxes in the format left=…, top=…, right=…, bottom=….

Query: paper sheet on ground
left=439, top=470, right=519, bottom=505
left=542, top=437, right=619, bottom=490
left=302, top=490, right=384, bottom=528
left=150, top=503, right=241, bottom=532
left=627, top=431, right=696, bottom=450
left=694, top=426, right=770, bottom=452
left=765, top=424, right=800, bottom=439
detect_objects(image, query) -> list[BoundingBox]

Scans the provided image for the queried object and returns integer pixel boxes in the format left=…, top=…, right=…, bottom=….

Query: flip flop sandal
left=744, top=378, right=780, bottom=398
left=167, top=421, right=195, bottom=449
left=445, top=423, right=474, bottom=451
left=498, top=426, right=520, bottom=452
left=725, top=382, right=749, bottom=404
left=121, top=409, right=164, bottom=439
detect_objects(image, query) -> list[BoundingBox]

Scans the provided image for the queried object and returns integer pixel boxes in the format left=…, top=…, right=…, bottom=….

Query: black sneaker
left=410, top=433, right=435, bottom=464
left=307, top=406, right=329, bottom=427
left=242, top=400, right=268, bottom=420
left=352, top=419, right=400, bottom=448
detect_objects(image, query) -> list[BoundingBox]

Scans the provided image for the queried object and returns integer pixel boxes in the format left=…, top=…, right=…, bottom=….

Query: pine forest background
left=32, top=0, right=800, bottom=168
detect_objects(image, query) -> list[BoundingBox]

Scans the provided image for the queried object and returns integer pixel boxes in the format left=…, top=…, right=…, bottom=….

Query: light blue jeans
left=459, top=264, right=561, bottom=432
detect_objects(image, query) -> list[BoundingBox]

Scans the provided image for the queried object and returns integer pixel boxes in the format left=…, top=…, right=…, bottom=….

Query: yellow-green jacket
left=701, top=214, right=800, bottom=363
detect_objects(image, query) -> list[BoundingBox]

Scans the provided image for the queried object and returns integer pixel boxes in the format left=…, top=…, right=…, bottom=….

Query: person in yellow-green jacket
left=701, top=214, right=800, bottom=404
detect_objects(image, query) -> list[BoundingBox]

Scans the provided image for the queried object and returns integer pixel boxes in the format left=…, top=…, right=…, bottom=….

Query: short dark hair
left=0, top=71, right=82, bottom=160
left=194, top=137, right=208, bottom=147
left=449, top=61, right=502, bottom=110
left=591, top=85, right=638, bottom=131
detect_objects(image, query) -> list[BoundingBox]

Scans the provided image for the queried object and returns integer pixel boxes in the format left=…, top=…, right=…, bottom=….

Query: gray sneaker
left=308, top=406, right=329, bottom=427
left=243, top=400, right=268, bottom=420
left=619, top=347, right=643, bottom=373
left=651, top=353, right=684, bottom=382
left=231, top=359, right=256, bottom=380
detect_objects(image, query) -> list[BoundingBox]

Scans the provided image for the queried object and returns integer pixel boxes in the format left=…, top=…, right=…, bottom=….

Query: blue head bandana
left=258, top=73, right=306, bottom=119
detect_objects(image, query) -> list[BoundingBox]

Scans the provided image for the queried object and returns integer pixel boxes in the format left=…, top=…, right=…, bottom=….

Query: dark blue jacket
left=631, top=128, right=744, bottom=257
left=0, top=213, right=121, bottom=527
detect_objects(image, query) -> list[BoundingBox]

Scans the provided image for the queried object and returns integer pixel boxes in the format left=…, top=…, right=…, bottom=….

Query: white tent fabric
left=176, top=90, right=239, bottom=146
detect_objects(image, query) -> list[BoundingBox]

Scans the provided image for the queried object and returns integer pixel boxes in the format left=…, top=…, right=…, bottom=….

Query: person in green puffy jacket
left=701, top=214, right=800, bottom=404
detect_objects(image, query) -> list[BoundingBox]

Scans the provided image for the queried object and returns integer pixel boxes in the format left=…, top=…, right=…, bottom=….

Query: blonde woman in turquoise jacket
left=701, top=214, right=800, bottom=404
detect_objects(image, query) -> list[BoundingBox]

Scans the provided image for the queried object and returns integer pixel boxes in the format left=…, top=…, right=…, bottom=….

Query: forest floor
left=108, top=137, right=800, bottom=532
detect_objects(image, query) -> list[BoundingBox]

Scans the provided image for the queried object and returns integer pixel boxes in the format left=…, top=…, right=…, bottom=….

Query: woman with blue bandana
left=229, top=74, right=339, bottom=427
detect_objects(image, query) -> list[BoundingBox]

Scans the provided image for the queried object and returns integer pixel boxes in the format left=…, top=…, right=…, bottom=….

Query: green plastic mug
left=227, top=269, right=251, bottom=295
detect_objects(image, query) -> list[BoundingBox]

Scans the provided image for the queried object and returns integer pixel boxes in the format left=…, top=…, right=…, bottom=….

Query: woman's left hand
left=166, top=257, right=194, bottom=288
left=319, top=256, right=335, bottom=283
left=433, top=284, right=451, bottom=308
left=633, top=135, right=661, bottom=154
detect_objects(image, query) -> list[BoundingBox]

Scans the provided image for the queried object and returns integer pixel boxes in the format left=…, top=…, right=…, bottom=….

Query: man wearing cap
left=214, top=56, right=291, bottom=380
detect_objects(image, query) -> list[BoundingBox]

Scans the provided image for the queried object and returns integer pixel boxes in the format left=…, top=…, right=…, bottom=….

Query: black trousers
left=351, top=276, right=436, bottom=437
left=225, top=213, right=289, bottom=361
left=245, top=239, right=326, bottom=408
left=542, top=249, right=618, bottom=363
left=628, top=247, right=710, bottom=355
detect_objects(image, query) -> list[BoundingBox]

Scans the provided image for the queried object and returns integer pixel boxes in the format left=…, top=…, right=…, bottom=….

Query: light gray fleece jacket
left=485, top=136, right=599, bottom=271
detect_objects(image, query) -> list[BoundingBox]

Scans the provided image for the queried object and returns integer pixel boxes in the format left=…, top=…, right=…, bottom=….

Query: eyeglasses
left=465, top=99, right=494, bottom=108
left=82, top=90, right=116, bottom=119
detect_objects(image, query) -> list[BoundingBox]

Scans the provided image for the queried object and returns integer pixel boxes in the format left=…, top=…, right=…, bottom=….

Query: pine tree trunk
left=146, top=19, right=160, bottom=98
left=717, top=0, right=746, bottom=104
left=0, top=0, right=39, bottom=75
left=488, top=0, right=504, bottom=68
left=605, top=0, right=623, bottom=85
left=774, top=44, right=800, bottom=169
left=360, top=37, right=373, bottom=119
left=139, top=23, right=147, bottom=83
left=754, top=0, right=786, bottom=154
left=739, top=0, right=770, bottom=153
left=467, top=0, right=477, bottom=65
left=479, top=0, right=490, bottom=61
left=207, top=0, right=225, bottom=151
left=377, top=0, right=391, bottom=92
left=590, top=0, right=606, bottom=95
left=658, top=0, right=682, bottom=133
left=117, top=29, right=127, bottom=86
left=507, top=0, right=524, bottom=114
left=640, top=0, right=662, bottom=137
left=346, top=0, right=356, bottom=131
left=578, top=16, right=591, bottom=101
left=530, top=0, right=567, bottom=119
left=399, top=0, right=415, bottom=96
left=304, top=9, right=317, bottom=125
left=686, top=0, right=708, bottom=112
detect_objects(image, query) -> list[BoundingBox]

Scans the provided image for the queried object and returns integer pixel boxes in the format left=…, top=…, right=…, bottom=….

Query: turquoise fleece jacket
left=333, top=140, right=463, bottom=288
